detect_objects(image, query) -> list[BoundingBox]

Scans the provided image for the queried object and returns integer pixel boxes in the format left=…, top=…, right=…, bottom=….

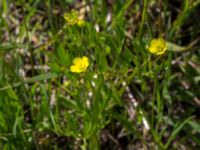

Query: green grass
left=0, top=0, right=200, bottom=149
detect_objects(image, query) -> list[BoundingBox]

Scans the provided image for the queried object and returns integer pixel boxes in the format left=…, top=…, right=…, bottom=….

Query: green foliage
left=0, top=0, right=200, bottom=149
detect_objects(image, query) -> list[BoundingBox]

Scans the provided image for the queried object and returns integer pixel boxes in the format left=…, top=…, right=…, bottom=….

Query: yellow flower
left=70, top=56, right=89, bottom=73
left=148, top=38, right=167, bottom=55
left=77, top=20, right=85, bottom=27
left=64, top=9, right=85, bottom=26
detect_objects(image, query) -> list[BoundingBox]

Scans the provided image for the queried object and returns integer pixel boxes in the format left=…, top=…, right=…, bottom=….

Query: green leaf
left=58, top=96, right=79, bottom=110
left=167, top=42, right=188, bottom=52
left=0, top=43, right=23, bottom=53
left=188, top=120, right=200, bottom=134
left=48, top=63, right=61, bottom=72
left=0, top=73, right=59, bottom=91
left=112, top=112, right=139, bottom=137
left=6, top=88, right=18, bottom=100
left=166, top=38, right=198, bottom=52
left=56, top=45, right=72, bottom=66
left=164, top=116, right=194, bottom=149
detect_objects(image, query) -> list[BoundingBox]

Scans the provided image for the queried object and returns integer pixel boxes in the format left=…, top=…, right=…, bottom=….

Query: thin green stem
left=20, top=0, right=35, bottom=76
left=151, top=77, right=158, bottom=127
left=138, top=0, right=148, bottom=38
left=81, top=138, right=88, bottom=150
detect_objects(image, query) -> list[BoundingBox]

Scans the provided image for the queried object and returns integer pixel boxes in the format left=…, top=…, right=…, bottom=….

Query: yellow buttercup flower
left=77, top=20, right=85, bottom=27
left=64, top=9, right=85, bottom=26
left=70, top=56, right=89, bottom=73
left=148, top=38, right=167, bottom=55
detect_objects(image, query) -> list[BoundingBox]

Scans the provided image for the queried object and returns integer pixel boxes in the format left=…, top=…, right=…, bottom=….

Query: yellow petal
left=70, top=56, right=89, bottom=73
left=82, top=56, right=89, bottom=67
left=70, top=65, right=81, bottom=73
left=148, top=38, right=167, bottom=55
left=73, top=57, right=82, bottom=64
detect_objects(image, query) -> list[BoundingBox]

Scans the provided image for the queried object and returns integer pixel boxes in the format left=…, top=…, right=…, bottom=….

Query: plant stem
left=20, top=0, right=35, bottom=76
left=138, top=0, right=148, bottom=38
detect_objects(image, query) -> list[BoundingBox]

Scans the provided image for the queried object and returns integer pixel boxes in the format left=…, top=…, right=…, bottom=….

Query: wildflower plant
left=0, top=0, right=199, bottom=150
